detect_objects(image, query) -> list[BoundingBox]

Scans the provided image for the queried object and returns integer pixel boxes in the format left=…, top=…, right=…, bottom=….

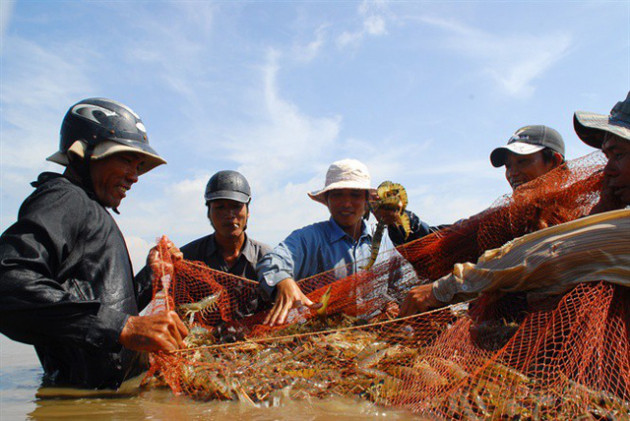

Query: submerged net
left=146, top=152, right=630, bottom=418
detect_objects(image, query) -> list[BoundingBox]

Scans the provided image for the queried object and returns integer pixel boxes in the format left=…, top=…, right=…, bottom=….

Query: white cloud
left=1, top=37, right=95, bottom=171
left=223, top=49, right=342, bottom=188
left=121, top=3, right=215, bottom=102
left=0, top=35, right=97, bottom=231
left=415, top=15, right=572, bottom=98
left=337, top=0, right=389, bottom=49
left=124, top=235, right=153, bottom=274
left=292, top=24, right=328, bottom=62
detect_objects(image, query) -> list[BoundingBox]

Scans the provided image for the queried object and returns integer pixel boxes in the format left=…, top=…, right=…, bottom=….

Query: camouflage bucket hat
left=574, top=91, right=630, bottom=149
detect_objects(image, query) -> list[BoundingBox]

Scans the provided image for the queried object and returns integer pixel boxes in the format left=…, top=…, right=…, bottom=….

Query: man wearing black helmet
left=137, top=170, right=271, bottom=318
left=180, top=170, right=270, bottom=282
left=0, top=98, right=187, bottom=390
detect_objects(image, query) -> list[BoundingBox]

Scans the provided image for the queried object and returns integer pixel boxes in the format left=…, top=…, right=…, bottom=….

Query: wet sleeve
left=432, top=210, right=630, bottom=303
left=0, top=188, right=126, bottom=352
left=134, top=263, right=154, bottom=312
left=257, top=229, right=310, bottom=300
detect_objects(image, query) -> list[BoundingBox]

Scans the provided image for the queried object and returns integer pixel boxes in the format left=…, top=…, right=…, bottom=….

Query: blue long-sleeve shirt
left=257, top=217, right=416, bottom=301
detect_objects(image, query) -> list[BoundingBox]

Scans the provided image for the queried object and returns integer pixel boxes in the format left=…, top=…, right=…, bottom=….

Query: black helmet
left=47, top=98, right=166, bottom=174
left=205, top=170, right=251, bottom=204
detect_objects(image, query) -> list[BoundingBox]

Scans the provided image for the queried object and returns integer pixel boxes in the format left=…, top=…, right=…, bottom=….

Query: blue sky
left=1, top=0, right=629, bottom=272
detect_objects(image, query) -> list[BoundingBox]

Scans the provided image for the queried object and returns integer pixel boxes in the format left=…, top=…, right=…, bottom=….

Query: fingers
left=167, top=311, right=188, bottom=349
left=265, top=279, right=316, bottom=326
left=264, top=300, right=282, bottom=326
left=399, top=295, right=413, bottom=317
left=302, top=295, right=314, bottom=307
left=119, top=312, right=189, bottom=353
left=276, top=300, right=292, bottom=326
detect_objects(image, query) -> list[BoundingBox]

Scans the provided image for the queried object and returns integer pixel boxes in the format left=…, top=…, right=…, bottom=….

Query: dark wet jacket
left=0, top=172, right=151, bottom=389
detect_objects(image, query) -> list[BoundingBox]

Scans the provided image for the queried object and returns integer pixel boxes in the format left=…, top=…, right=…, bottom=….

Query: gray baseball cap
left=490, top=125, right=565, bottom=167
left=574, top=91, right=630, bottom=149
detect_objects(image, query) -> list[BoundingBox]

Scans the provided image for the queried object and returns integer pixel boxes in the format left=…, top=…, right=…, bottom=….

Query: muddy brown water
left=1, top=336, right=420, bottom=420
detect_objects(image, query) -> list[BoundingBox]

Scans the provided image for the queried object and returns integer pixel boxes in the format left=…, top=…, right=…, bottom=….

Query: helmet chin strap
left=72, top=141, right=120, bottom=214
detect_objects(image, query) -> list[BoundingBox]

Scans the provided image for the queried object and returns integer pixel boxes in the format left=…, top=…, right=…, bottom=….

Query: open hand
left=264, top=278, right=314, bottom=326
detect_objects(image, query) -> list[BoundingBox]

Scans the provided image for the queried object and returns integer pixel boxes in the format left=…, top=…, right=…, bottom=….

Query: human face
left=208, top=199, right=249, bottom=239
left=504, top=151, right=557, bottom=190
left=601, top=134, right=630, bottom=206
left=90, top=152, right=145, bottom=208
left=326, top=189, right=367, bottom=233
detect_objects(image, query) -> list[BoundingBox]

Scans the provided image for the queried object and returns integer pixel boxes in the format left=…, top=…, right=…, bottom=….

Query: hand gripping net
left=145, top=152, right=630, bottom=418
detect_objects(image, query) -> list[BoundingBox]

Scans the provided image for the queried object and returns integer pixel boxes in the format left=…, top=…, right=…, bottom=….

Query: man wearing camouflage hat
left=400, top=92, right=630, bottom=317
left=574, top=92, right=630, bottom=213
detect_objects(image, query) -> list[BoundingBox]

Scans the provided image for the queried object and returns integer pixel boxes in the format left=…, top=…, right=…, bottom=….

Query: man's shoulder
left=246, top=237, right=272, bottom=254
left=241, top=236, right=272, bottom=263
left=30, top=172, right=75, bottom=194
left=179, top=234, right=214, bottom=259
left=20, top=173, right=90, bottom=215
left=286, top=220, right=331, bottom=241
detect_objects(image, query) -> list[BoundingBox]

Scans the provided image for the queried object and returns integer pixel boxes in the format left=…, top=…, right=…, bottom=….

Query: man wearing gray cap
left=490, top=125, right=566, bottom=190
left=400, top=92, right=630, bottom=317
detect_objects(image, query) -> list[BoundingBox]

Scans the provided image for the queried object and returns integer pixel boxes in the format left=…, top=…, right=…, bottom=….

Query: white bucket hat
left=47, top=140, right=166, bottom=176
left=308, top=158, right=375, bottom=205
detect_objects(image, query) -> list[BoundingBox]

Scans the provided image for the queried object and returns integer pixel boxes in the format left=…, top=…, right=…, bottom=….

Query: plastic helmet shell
left=56, top=98, right=163, bottom=163
left=205, top=170, right=252, bottom=204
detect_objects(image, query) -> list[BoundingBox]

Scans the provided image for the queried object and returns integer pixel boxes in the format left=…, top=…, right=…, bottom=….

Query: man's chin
left=218, top=229, right=243, bottom=239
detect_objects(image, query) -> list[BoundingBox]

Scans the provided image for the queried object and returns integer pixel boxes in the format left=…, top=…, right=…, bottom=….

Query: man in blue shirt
left=257, top=159, right=412, bottom=326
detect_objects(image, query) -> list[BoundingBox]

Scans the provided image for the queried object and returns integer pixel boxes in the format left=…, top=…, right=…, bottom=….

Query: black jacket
left=136, top=233, right=271, bottom=319
left=0, top=172, right=151, bottom=389
left=387, top=210, right=438, bottom=246
left=180, top=233, right=270, bottom=281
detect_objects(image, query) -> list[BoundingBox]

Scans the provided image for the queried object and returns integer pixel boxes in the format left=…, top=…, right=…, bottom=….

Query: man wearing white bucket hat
left=490, top=125, right=566, bottom=191
left=400, top=92, right=630, bottom=317
left=257, top=158, right=411, bottom=326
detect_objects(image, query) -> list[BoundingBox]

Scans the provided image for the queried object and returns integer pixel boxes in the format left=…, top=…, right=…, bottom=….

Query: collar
left=208, top=233, right=257, bottom=263
left=326, top=217, right=371, bottom=244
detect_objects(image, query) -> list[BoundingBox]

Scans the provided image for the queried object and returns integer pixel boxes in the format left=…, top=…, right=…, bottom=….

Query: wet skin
left=601, top=134, right=630, bottom=206
left=504, top=151, right=558, bottom=190
left=90, top=152, right=146, bottom=208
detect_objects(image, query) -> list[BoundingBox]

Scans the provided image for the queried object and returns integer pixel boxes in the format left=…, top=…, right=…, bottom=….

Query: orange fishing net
left=145, top=152, right=630, bottom=418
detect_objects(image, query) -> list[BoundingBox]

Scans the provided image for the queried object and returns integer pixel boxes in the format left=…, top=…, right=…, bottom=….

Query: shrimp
left=178, top=291, right=222, bottom=325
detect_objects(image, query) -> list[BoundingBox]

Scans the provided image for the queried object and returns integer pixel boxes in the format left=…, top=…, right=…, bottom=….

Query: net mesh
left=145, top=152, right=630, bottom=417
